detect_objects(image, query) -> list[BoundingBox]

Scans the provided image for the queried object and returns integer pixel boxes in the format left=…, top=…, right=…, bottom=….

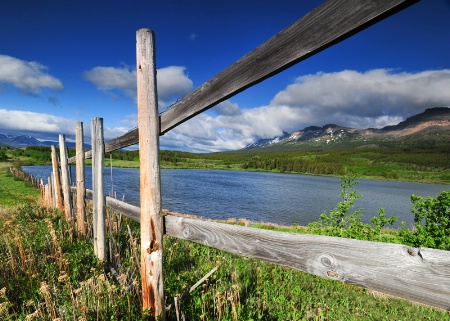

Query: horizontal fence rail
left=29, top=0, right=450, bottom=317
left=65, top=184, right=450, bottom=310
left=67, top=0, right=419, bottom=164
left=66, top=185, right=450, bottom=310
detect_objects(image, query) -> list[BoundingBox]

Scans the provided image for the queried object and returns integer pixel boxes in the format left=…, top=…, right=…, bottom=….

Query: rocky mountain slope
left=245, top=107, right=450, bottom=150
left=0, top=134, right=76, bottom=148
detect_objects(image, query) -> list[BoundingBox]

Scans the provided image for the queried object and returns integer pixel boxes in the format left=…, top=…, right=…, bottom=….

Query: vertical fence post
left=76, top=122, right=87, bottom=236
left=59, top=134, right=73, bottom=221
left=137, top=28, right=165, bottom=319
left=51, top=145, right=64, bottom=211
left=92, top=117, right=106, bottom=260
left=47, top=177, right=52, bottom=207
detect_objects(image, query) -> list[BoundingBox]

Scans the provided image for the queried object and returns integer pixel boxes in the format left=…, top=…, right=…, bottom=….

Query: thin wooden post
left=59, top=134, right=73, bottom=221
left=47, top=177, right=52, bottom=207
left=137, top=28, right=165, bottom=319
left=92, top=117, right=106, bottom=260
left=50, top=173, right=55, bottom=208
left=51, top=145, right=64, bottom=211
left=76, top=122, right=87, bottom=236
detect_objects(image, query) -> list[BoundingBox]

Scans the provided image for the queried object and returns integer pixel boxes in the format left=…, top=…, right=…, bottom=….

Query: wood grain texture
left=64, top=186, right=450, bottom=310
left=75, top=122, right=87, bottom=236
left=59, top=134, right=73, bottom=221
left=92, top=117, right=106, bottom=260
left=137, top=28, right=165, bottom=319
left=51, top=145, right=64, bottom=211
left=105, top=196, right=140, bottom=222
left=65, top=0, right=417, bottom=161
left=165, top=215, right=450, bottom=310
left=70, top=186, right=140, bottom=222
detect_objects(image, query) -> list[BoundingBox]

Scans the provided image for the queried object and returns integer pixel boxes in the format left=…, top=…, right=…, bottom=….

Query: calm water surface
left=23, top=166, right=448, bottom=227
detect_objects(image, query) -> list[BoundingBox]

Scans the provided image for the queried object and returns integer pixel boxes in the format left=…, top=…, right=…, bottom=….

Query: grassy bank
left=1, top=168, right=449, bottom=320
left=1, top=204, right=450, bottom=320
left=7, top=145, right=450, bottom=184
left=0, top=163, right=40, bottom=208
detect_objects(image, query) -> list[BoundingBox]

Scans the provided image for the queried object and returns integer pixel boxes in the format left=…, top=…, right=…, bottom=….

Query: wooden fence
left=21, top=0, right=450, bottom=318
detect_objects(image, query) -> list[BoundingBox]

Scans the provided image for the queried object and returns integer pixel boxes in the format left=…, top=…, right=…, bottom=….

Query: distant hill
left=0, top=134, right=77, bottom=149
left=244, top=107, right=450, bottom=150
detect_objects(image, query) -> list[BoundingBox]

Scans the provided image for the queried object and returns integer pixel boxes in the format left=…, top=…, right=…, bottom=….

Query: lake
left=23, top=166, right=448, bottom=228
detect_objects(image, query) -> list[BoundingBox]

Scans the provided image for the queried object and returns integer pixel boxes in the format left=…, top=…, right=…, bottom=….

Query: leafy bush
left=308, top=175, right=397, bottom=242
left=400, top=191, right=450, bottom=250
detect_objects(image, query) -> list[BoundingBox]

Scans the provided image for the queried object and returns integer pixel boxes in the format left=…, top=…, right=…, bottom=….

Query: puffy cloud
left=270, top=69, right=450, bottom=123
left=83, top=65, right=136, bottom=98
left=161, top=69, right=450, bottom=152
left=157, top=66, right=194, bottom=107
left=79, top=68, right=450, bottom=152
left=211, top=100, right=241, bottom=116
left=161, top=113, right=250, bottom=152
left=0, top=109, right=75, bottom=134
left=83, top=65, right=193, bottom=108
left=0, top=109, right=130, bottom=143
left=0, top=54, right=63, bottom=95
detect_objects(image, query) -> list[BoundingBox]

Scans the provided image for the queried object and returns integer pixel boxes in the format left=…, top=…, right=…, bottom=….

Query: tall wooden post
left=92, top=117, right=106, bottom=260
left=76, top=122, right=87, bottom=236
left=137, top=28, right=165, bottom=319
left=59, top=134, right=73, bottom=221
left=51, top=145, right=64, bottom=211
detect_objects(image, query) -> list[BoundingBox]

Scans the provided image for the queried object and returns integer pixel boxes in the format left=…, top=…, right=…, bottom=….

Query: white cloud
left=157, top=66, right=194, bottom=107
left=0, top=109, right=75, bottom=134
left=270, top=69, right=450, bottom=123
left=0, top=55, right=63, bottom=95
left=0, top=109, right=130, bottom=144
left=161, top=114, right=250, bottom=152
left=161, top=69, right=450, bottom=152
left=83, top=65, right=193, bottom=109
left=15, top=67, right=445, bottom=153
left=211, top=100, right=241, bottom=116
left=83, top=65, right=136, bottom=98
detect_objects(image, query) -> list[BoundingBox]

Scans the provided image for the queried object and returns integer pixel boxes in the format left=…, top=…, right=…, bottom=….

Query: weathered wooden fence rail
left=34, top=175, right=450, bottom=311
left=22, top=0, right=450, bottom=317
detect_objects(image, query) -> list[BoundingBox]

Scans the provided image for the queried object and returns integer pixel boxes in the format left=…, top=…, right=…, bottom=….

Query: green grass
left=6, top=144, right=450, bottom=184
left=1, top=168, right=449, bottom=320
left=1, top=204, right=449, bottom=320
left=164, top=237, right=450, bottom=320
left=0, top=163, right=40, bottom=208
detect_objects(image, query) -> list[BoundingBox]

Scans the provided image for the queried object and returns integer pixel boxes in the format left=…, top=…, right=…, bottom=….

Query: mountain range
left=1, top=107, right=449, bottom=151
left=245, top=107, right=450, bottom=150
left=0, top=134, right=76, bottom=149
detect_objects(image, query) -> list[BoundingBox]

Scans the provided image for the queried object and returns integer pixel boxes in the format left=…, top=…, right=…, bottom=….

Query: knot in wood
left=321, top=257, right=332, bottom=267
left=182, top=227, right=190, bottom=238
left=319, top=254, right=336, bottom=268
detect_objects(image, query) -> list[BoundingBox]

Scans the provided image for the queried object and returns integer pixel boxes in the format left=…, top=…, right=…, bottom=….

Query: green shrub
left=308, top=175, right=397, bottom=242
left=401, top=190, right=450, bottom=250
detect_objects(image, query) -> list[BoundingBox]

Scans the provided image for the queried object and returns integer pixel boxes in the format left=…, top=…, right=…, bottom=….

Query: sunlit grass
left=0, top=163, right=40, bottom=208
left=1, top=164, right=449, bottom=320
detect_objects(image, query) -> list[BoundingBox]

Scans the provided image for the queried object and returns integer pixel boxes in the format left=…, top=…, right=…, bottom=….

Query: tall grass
left=1, top=204, right=449, bottom=320
left=0, top=204, right=145, bottom=320
left=1, top=166, right=449, bottom=320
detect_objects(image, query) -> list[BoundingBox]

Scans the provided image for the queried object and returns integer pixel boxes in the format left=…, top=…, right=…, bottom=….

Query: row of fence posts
left=37, top=29, right=164, bottom=319
left=39, top=120, right=106, bottom=257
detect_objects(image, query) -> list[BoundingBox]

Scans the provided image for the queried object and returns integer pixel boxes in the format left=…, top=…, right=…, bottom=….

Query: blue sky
left=1, top=0, right=450, bottom=152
